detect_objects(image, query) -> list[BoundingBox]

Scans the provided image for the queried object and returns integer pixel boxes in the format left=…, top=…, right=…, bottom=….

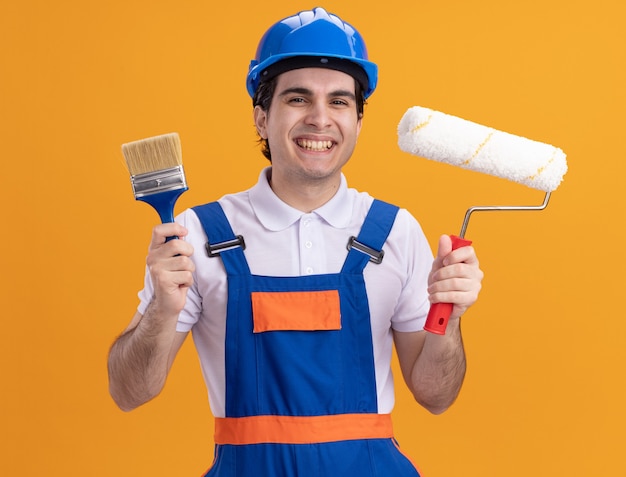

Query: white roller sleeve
left=397, top=106, right=567, bottom=192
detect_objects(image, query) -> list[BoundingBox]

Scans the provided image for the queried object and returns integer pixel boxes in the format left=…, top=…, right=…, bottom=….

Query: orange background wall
left=1, top=1, right=624, bottom=475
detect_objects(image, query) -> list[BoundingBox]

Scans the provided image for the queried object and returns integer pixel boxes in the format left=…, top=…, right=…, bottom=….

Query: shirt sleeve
left=388, top=208, right=434, bottom=333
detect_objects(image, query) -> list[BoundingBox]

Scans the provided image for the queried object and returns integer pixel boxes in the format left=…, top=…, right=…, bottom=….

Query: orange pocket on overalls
left=251, top=290, right=341, bottom=333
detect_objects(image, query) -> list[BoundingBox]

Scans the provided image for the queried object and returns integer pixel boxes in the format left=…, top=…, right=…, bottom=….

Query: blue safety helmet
left=246, top=7, right=378, bottom=99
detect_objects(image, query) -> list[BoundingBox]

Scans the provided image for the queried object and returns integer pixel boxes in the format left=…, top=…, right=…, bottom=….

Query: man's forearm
left=410, top=320, right=466, bottom=414
left=107, top=305, right=179, bottom=411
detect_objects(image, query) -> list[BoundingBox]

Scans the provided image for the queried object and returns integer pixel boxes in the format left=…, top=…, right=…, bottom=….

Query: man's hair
left=252, top=76, right=366, bottom=162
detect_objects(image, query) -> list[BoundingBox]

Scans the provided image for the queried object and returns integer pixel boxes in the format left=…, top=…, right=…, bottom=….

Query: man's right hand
left=146, top=223, right=195, bottom=318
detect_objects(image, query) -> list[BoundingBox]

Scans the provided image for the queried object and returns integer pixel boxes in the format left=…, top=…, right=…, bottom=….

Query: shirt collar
left=249, top=167, right=353, bottom=231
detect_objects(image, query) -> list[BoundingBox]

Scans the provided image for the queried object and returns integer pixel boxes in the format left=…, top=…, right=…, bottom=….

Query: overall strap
left=191, top=201, right=250, bottom=276
left=342, top=199, right=399, bottom=274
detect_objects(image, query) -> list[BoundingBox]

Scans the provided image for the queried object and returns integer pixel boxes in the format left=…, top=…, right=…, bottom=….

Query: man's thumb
left=436, top=234, right=453, bottom=260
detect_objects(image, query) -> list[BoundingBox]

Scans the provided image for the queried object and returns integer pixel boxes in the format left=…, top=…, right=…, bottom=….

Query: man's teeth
left=297, top=139, right=333, bottom=151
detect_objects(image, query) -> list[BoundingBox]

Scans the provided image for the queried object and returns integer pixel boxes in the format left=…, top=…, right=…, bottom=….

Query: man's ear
left=356, top=113, right=363, bottom=138
left=253, top=106, right=268, bottom=139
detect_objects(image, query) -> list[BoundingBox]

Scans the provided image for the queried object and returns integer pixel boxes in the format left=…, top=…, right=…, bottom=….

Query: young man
left=108, top=7, right=483, bottom=476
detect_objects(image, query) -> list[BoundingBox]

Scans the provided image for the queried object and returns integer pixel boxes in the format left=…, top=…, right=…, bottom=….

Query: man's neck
left=268, top=168, right=341, bottom=213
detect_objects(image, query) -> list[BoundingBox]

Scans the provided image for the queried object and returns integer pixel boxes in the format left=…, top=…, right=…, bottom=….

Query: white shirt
left=137, top=167, right=433, bottom=417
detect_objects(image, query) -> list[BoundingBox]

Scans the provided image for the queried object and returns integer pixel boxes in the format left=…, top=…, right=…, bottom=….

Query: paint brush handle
left=137, top=188, right=188, bottom=242
left=424, top=235, right=473, bottom=335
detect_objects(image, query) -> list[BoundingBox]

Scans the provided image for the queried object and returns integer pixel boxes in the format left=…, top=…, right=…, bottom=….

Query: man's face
left=253, top=67, right=362, bottom=186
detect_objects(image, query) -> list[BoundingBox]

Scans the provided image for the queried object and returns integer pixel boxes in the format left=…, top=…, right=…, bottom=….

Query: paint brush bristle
left=122, top=132, right=183, bottom=176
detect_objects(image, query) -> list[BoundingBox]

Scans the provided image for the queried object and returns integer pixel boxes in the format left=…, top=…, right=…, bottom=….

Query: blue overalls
left=192, top=200, right=420, bottom=477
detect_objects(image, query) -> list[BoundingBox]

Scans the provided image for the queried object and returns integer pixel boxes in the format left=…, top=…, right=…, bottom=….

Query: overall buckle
left=205, top=235, right=246, bottom=257
left=346, top=236, right=384, bottom=264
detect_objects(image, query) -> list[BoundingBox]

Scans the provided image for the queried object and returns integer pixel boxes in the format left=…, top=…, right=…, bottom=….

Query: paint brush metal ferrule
left=130, top=165, right=188, bottom=198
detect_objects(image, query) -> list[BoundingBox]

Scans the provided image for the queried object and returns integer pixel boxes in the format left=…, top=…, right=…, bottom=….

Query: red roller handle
left=424, top=235, right=473, bottom=335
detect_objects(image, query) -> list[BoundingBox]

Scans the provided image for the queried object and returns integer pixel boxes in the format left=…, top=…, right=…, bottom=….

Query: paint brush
left=122, top=132, right=188, bottom=240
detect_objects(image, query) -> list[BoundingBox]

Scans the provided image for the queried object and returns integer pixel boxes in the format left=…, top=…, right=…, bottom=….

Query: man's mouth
left=296, top=139, right=334, bottom=152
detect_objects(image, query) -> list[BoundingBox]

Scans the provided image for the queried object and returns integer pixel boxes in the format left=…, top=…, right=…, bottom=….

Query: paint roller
left=397, top=106, right=568, bottom=334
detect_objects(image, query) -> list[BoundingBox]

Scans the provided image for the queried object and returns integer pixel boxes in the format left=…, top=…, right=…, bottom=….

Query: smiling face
left=253, top=67, right=363, bottom=208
